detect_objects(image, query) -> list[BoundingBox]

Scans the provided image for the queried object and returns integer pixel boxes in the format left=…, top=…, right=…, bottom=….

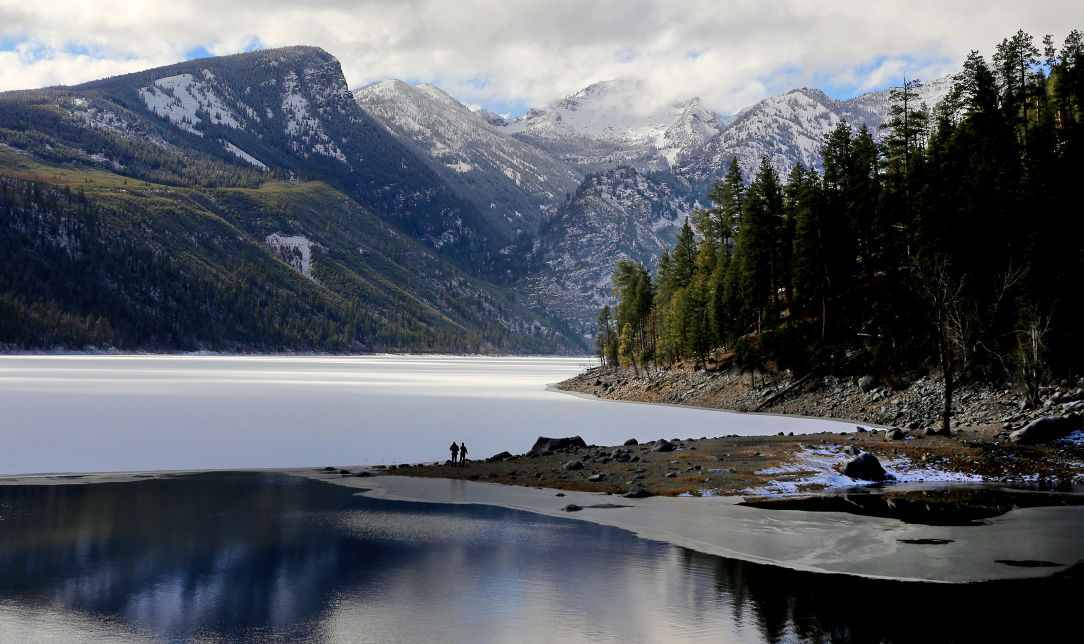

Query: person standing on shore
left=459, top=442, right=468, bottom=465
left=449, top=442, right=459, bottom=465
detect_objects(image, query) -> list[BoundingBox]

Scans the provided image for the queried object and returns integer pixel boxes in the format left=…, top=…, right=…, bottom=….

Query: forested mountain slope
left=0, top=48, right=584, bottom=353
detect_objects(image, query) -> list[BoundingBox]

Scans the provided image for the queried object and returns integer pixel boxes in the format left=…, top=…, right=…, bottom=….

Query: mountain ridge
left=0, top=47, right=586, bottom=353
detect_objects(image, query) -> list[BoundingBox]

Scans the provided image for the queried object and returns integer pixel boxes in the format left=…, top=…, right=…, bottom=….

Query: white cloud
left=1, top=0, right=1081, bottom=114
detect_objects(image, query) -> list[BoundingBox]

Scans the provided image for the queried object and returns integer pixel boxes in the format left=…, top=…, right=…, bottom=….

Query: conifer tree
left=732, top=156, right=783, bottom=332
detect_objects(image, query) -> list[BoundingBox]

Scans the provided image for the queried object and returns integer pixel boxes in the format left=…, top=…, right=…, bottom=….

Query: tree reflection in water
left=677, top=547, right=1079, bottom=643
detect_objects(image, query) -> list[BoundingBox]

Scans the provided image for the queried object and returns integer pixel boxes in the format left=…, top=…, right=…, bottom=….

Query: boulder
left=487, top=451, right=513, bottom=462
left=624, top=486, right=653, bottom=498
left=588, top=473, right=606, bottom=482
left=529, top=436, right=588, bottom=455
left=623, top=438, right=639, bottom=446
left=562, top=504, right=582, bottom=512
left=1010, top=414, right=1083, bottom=444
left=842, top=453, right=887, bottom=481
left=651, top=439, right=675, bottom=452
left=859, top=375, right=877, bottom=393
left=884, top=428, right=903, bottom=441
left=563, top=460, right=585, bottom=470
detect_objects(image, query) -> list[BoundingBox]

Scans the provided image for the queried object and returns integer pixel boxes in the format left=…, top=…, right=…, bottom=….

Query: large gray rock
left=884, top=428, right=903, bottom=441
left=624, top=438, right=639, bottom=446
left=859, top=375, right=877, bottom=393
left=563, top=460, right=585, bottom=471
left=651, top=439, right=675, bottom=452
left=530, top=436, right=588, bottom=455
left=624, top=486, right=653, bottom=498
left=1010, top=415, right=1082, bottom=444
left=842, top=453, right=887, bottom=481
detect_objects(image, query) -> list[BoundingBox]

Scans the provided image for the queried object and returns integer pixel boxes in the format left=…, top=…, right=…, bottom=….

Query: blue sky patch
left=184, top=45, right=214, bottom=60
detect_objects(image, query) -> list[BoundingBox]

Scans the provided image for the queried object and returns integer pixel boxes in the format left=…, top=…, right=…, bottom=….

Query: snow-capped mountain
left=0, top=46, right=589, bottom=353
left=675, top=77, right=954, bottom=184
left=486, top=75, right=950, bottom=189
left=493, top=79, right=729, bottom=174
left=354, top=73, right=953, bottom=332
left=355, top=79, right=582, bottom=235
left=70, top=47, right=527, bottom=277
left=5, top=45, right=960, bottom=344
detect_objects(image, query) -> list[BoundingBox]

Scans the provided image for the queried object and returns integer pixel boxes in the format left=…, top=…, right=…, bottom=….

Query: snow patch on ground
left=265, top=233, right=314, bottom=279
left=221, top=140, right=267, bottom=169
left=740, top=444, right=985, bottom=496
left=446, top=160, right=473, bottom=173
left=1059, top=430, right=1084, bottom=447
left=138, top=72, right=241, bottom=136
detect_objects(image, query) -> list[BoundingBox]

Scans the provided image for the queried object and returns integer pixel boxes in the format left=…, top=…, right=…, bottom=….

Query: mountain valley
left=0, top=46, right=952, bottom=350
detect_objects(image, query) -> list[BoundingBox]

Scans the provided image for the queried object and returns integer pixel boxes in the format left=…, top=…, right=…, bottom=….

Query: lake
left=0, top=355, right=1078, bottom=642
left=0, top=355, right=859, bottom=475
left=0, top=471, right=1077, bottom=643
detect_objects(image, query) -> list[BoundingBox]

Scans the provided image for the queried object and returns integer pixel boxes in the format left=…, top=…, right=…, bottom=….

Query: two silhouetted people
left=448, top=441, right=468, bottom=466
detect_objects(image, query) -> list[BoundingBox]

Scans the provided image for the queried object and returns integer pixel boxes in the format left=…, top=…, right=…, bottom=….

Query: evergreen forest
left=595, top=30, right=1084, bottom=428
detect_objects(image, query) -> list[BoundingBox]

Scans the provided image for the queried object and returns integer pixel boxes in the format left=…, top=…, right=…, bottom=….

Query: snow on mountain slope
left=518, top=166, right=695, bottom=332
left=845, top=76, right=955, bottom=125
left=487, top=75, right=953, bottom=187
left=675, top=78, right=954, bottom=184
left=355, top=78, right=583, bottom=234
left=138, top=72, right=243, bottom=137
left=494, top=79, right=727, bottom=173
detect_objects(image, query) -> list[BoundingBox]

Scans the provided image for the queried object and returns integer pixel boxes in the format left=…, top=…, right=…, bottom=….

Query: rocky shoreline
left=389, top=366, right=1084, bottom=498
left=560, top=366, right=1084, bottom=432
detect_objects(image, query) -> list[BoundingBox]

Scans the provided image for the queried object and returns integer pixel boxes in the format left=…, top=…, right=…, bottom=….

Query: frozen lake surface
left=0, top=355, right=859, bottom=476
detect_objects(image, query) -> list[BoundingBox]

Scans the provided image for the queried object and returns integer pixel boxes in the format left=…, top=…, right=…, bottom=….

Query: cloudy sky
left=1, top=1, right=1081, bottom=115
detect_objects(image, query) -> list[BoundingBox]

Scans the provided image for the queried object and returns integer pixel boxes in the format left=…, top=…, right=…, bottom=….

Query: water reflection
left=0, top=473, right=1076, bottom=642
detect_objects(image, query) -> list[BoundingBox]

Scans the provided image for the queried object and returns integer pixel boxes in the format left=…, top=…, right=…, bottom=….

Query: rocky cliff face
left=518, top=167, right=694, bottom=332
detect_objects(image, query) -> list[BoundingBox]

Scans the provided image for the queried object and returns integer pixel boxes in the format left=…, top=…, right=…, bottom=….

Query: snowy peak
left=674, top=79, right=954, bottom=183
left=76, top=46, right=360, bottom=168
left=495, top=78, right=728, bottom=173
left=660, top=97, right=724, bottom=165
left=354, top=77, right=582, bottom=235
left=503, top=78, right=690, bottom=144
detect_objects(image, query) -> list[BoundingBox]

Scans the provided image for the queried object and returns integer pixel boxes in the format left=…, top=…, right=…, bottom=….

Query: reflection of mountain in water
left=0, top=472, right=1078, bottom=642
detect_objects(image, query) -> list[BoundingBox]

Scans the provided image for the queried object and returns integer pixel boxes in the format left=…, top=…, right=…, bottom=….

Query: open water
left=0, top=471, right=1077, bottom=643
